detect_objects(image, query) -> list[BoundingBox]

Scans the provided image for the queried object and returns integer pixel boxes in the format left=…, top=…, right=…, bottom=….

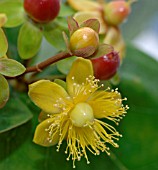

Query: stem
left=25, top=51, right=71, bottom=74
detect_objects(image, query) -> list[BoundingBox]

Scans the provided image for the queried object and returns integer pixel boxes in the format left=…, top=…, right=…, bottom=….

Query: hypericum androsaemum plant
left=0, top=0, right=130, bottom=168
left=18, top=17, right=126, bottom=168
left=67, top=0, right=135, bottom=60
left=28, top=57, right=128, bottom=168
left=0, top=0, right=61, bottom=59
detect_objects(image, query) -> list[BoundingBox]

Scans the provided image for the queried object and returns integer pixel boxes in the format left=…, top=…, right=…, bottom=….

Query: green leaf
left=54, top=79, right=67, bottom=90
left=0, top=92, right=33, bottom=133
left=0, top=58, right=25, bottom=77
left=0, top=74, right=9, bottom=108
left=5, top=26, right=22, bottom=62
left=56, top=56, right=76, bottom=75
left=59, top=3, right=75, bottom=17
left=0, top=0, right=25, bottom=27
left=18, top=22, right=43, bottom=59
left=0, top=28, right=8, bottom=57
left=43, top=24, right=66, bottom=51
left=113, top=45, right=158, bottom=169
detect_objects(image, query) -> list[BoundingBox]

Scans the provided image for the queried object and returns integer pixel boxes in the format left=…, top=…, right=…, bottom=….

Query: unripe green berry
left=70, top=27, right=99, bottom=56
left=105, top=0, right=131, bottom=26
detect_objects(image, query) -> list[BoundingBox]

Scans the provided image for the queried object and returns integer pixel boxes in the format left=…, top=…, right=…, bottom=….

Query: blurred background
left=122, top=0, right=158, bottom=60
left=115, top=1, right=158, bottom=169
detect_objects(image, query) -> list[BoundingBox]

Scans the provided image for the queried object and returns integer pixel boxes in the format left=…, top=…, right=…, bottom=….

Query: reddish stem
left=25, top=51, right=71, bottom=73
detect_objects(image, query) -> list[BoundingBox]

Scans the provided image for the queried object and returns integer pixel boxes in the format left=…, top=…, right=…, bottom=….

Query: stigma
left=70, top=102, right=94, bottom=127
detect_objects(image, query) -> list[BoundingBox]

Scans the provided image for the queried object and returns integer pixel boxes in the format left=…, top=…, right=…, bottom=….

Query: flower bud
left=104, top=0, right=131, bottom=26
left=70, top=27, right=99, bottom=57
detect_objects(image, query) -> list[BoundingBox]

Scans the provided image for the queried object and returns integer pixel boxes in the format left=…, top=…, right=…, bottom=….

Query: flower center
left=70, top=102, right=94, bottom=127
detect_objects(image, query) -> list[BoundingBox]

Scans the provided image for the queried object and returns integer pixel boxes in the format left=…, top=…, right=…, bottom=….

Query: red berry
left=91, top=51, right=120, bottom=80
left=24, top=0, right=60, bottom=23
left=105, top=0, right=131, bottom=26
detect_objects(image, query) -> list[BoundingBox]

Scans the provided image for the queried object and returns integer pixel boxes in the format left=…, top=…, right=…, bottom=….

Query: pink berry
left=24, top=0, right=60, bottom=23
left=105, top=0, right=131, bottom=26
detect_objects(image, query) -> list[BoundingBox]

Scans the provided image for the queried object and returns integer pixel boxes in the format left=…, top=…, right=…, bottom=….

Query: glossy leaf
left=18, top=22, right=43, bottom=59
left=0, top=28, right=8, bottom=57
left=0, top=92, right=33, bottom=133
left=0, top=74, right=9, bottom=108
left=56, top=56, right=76, bottom=75
left=0, top=0, right=25, bottom=27
left=4, top=26, right=21, bottom=61
left=58, top=3, right=74, bottom=17
left=43, top=24, right=66, bottom=51
left=0, top=58, right=25, bottom=77
left=54, top=79, right=67, bottom=90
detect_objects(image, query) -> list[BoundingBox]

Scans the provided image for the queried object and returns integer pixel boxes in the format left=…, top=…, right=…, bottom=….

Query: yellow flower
left=28, top=58, right=128, bottom=168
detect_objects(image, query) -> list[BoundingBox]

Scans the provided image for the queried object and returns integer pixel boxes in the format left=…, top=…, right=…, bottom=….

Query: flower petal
left=66, top=58, right=93, bottom=97
left=28, top=80, right=69, bottom=114
left=88, top=91, right=124, bottom=118
left=33, top=118, right=60, bottom=147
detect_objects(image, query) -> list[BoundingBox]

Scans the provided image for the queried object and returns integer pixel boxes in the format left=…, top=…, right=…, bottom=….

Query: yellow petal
left=33, top=118, right=60, bottom=147
left=88, top=91, right=123, bottom=118
left=67, top=0, right=101, bottom=11
left=28, top=80, right=69, bottom=114
left=66, top=58, right=93, bottom=97
left=74, top=11, right=107, bottom=34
